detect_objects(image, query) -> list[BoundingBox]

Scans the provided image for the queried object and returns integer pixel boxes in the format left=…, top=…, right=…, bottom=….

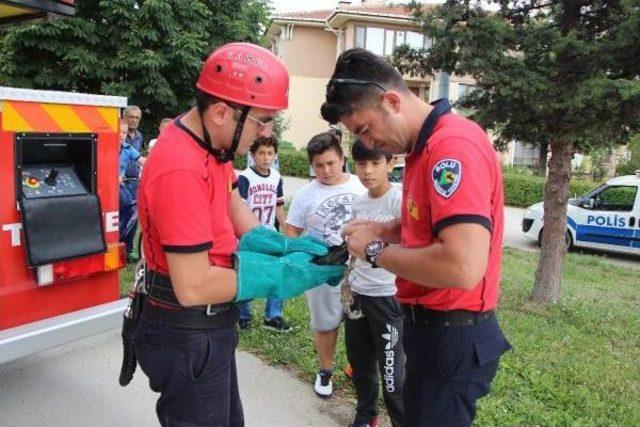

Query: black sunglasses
left=326, top=78, right=388, bottom=98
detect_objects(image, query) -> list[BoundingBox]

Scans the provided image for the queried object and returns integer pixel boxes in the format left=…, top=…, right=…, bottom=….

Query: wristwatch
left=365, top=240, right=388, bottom=268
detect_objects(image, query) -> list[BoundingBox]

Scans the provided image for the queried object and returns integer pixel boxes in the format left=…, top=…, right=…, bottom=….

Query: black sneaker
left=262, top=317, right=292, bottom=333
left=349, top=417, right=379, bottom=427
left=238, top=318, right=251, bottom=330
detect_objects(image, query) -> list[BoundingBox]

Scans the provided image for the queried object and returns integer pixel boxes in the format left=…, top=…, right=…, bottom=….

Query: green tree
left=616, top=133, right=640, bottom=175
left=273, top=112, right=291, bottom=146
left=0, top=0, right=271, bottom=138
left=394, top=0, right=640, bottom=304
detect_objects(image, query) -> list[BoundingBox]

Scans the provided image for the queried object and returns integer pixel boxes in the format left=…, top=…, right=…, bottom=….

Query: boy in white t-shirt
left=345, top=139, right=404, bottom=427
left=285, top=130, right=366, bottom=398
left=237, top=137, right=291, bottom=332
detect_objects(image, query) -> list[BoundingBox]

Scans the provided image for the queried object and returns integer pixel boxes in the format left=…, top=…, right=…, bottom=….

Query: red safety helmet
left=197, top=42, right=289, bottom=110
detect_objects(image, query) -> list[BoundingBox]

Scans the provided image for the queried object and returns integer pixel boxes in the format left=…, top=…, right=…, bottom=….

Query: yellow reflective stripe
left=40, top=104, right=89, bottom=132
left=96, top=107, right=119, bottom=132
left=2, top=102, right=35, bottom=132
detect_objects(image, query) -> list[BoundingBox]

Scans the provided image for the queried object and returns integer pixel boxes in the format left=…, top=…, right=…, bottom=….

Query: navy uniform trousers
left=403, top=312, right=511, bottom=427
left=134, top=309, right=244, bottom=427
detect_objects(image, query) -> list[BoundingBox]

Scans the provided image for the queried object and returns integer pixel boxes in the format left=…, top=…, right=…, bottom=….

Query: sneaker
left=314, top=369, right=333, bottom=398
left=238, top=318, right=251, bottom=330
left=349, top=417, right=379, bottom=427
left=262, top=317, right=292, bottom=333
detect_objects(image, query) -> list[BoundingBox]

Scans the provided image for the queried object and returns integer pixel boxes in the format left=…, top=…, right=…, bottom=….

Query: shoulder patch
left=432, top=159, right=461, bottom=198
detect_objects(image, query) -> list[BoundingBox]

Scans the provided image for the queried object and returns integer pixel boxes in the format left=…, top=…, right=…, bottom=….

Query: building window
left=384, top=30, right=395, bottom=56
left=355, top=26, right=431, bottom=56
left=366, top=27, right=385, bottom=55
left=513, top=142, right=540, bottom=167
left=405, top=31, right=425, bottom=49
left=355, top=27, right=365, bottom=48
left=456, top=83, right=476, bottom=101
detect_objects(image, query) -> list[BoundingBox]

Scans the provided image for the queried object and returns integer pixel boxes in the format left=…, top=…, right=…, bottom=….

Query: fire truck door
left=16, top=133, right=106, bottom=266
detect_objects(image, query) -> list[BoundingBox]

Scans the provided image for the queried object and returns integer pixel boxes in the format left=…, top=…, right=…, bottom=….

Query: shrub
left=279, top=150, right=310, bottom=177
left=233, top=148, right=309, bottom=178
left=279, top=140, right=296, bottom=151
left=233, top=154, right=248, bottom=171
left=503, top=172, right=600, bottom=207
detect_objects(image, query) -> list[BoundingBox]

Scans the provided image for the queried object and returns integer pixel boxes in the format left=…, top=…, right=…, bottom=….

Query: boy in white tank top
left=237, top=137, right=291, bottom=332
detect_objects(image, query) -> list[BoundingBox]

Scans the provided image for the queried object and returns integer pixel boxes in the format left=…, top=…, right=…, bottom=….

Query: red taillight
left=36, top=243, right=126, bottom=285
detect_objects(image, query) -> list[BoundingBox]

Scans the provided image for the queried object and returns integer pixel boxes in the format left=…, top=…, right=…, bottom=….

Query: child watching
left=344, top=139, right=405, bottom=427
left=284, top=130, right=366, bottom=398
left=236, top=136, right=291, bottom=332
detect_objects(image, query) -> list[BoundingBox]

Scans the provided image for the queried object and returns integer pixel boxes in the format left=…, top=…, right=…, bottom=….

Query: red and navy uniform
left=398, top=100, right=504, bottom=312
left=134, top=118, right=244, bottom=427
left=398, top=99, right=511, bottom=427
left=138, top=119, right=238, bottom=273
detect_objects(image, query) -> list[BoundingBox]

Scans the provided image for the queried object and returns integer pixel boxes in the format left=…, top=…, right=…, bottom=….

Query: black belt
left=142, top=299, right=238, bottom=330
left=401, top=304, right=494, bottom=327
left=143, top=269, right=235, bottom=325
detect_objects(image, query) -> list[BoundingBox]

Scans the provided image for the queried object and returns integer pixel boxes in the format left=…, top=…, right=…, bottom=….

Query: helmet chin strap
left=198, top=105, right=250, bottom=163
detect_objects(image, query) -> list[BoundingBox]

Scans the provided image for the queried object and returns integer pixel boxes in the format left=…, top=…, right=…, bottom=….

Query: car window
left=389, top=165, right=404, bottom=183
left=593, top=186, right=637, bottom=211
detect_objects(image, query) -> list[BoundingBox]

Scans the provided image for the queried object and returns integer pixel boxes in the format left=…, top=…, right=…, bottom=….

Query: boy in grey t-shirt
left=285, top=131, right=365, bottom=398
left=344, top=140, right=405, bottom=427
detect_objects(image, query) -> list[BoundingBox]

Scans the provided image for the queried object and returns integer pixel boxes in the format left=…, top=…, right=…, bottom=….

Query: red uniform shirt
left=138, top=118, right=238, bottom=275
left=397, top=99, right=504, bottom=312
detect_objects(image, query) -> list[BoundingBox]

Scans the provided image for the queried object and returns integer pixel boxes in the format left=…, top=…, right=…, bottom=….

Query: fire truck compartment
left=15, top=133, right=106, bottom=266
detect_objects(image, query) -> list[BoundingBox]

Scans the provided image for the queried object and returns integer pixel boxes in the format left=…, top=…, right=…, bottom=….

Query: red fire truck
left=0, top=87, right=128, bottom=363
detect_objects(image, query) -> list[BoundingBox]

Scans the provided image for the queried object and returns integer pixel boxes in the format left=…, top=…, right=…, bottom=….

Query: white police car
left=522, top=174, right=640, bottom=255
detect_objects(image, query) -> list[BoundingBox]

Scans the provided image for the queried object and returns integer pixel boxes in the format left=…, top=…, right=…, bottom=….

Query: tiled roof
left=275, top=9, right=334, bottom=22
left=274, top=3, right=416, bottom=22
left=339, top=3, right=414, bottom=18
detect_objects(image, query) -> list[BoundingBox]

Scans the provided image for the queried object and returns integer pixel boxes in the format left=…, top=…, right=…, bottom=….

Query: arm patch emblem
left=432, top=159, right=461, bottom=198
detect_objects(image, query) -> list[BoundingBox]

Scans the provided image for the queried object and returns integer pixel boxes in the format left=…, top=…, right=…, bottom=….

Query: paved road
left=0, top=328, right=351, bottom=427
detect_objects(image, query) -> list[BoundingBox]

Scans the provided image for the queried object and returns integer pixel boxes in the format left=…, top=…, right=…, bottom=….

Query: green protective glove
left=238, top=226, right=328, bottom=257
left=233, top=251, right=345, bottom=302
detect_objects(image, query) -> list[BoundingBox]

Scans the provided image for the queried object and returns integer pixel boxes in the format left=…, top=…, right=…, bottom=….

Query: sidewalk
left=0, top=328, right=352, bottom=426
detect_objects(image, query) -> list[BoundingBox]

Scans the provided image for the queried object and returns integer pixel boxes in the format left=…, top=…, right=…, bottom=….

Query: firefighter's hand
left=344, top=225, right=379, bottom=261
left=343, top=219, right=386, bottom=240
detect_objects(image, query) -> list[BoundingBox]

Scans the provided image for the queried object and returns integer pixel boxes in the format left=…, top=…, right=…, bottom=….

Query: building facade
left=266, top=0, right=476, bottom=148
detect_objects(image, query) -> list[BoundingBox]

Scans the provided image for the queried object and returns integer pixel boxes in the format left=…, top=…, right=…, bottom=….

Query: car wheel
left=565, top=230, right=573, bottom=250
left=537, top=228, right=573, bottom=251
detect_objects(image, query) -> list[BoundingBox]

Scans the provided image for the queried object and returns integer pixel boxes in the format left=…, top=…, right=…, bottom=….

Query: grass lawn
left=119, top=248, right=640, bottom=425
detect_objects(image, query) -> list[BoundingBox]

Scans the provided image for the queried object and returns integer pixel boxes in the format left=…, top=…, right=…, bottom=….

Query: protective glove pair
left=233, top=226, right=346, bottom=302
left=237, top=225, right=328, bottom=256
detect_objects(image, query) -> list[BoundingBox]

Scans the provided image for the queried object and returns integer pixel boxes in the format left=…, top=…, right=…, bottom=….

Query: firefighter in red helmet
left=132, top=43, right=344, bottom=426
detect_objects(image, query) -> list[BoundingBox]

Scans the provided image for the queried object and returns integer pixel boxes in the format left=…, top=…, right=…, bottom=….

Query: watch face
left=366, top=240, right=384, bottom=257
